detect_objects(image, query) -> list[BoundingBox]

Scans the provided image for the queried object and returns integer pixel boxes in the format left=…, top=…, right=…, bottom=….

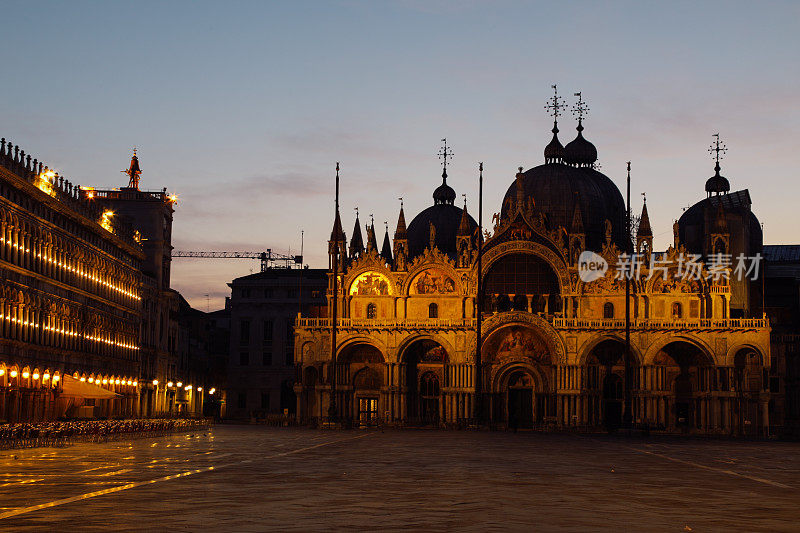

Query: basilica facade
left=293, top=96, right=771, bottom=435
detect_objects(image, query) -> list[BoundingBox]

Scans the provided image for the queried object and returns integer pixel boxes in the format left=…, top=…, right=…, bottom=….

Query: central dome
left=500, top=163, right=626, bottom=251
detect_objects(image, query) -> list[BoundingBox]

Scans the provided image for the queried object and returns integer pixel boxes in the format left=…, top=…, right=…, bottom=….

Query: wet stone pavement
left=0, top=426, right=799, bottom=532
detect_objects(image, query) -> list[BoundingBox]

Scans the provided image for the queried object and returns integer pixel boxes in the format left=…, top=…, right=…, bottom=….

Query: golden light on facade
left=209, top=388, right=215, bottom=395
left=22, top=371, right=30, bottom=379
left=52, top=375, right=60, bottom=382
left=176, top=381, right=183, bottom=387
left=133, top=381, right=138, bottom=387
left=10, top=370, right=18, bottom=378
left=167, top=381, right=174, bottom=388
left=0, top=369, right=5, bottom=376
left=197, top=387, right=202, bottom=392
left=100, top=210, right=115, bottom=232
left=102, top=378, right=108, bottom=384
left=36, top=170, right=57, bottom=196
left=43, top=373, right=50, bottom=380
left=32, top=372, right=39, bottom=380
left=152, top=379, right=159, bottom=386
left=80, top=376, right=86, bottom=382
left=88, top=377, right=94, bottom=383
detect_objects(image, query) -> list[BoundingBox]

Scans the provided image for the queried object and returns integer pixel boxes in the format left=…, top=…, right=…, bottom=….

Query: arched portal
left=483, top=253, right=561, bottom=314
left=484, top=325, right=554, bottom=427
left=652, top=341, right=714, bottom=431
left=337, top=343, right=386, bottom=424
left=734, top=347, right=764, bottom=436
left=584, top=338, right=638, bottom=431
left=402, top=339, right=447, bottom=426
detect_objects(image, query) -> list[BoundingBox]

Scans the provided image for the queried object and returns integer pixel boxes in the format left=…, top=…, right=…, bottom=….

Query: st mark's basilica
left=293, top=91, right=770, bottom=435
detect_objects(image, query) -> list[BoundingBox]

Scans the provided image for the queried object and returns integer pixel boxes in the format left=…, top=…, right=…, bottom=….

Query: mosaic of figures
left=410, top=268, right=457, bottom=295
left=350, top=271, right=392, bottom=296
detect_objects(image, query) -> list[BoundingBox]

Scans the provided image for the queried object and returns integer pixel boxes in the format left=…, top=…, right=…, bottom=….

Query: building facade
left=294, top=97, right=772, bottom=435
left=0, top=138, right=144, bottom=421
left=87, top=154, right=180, bottom=417
left=227, top=268, right=327, bottom=420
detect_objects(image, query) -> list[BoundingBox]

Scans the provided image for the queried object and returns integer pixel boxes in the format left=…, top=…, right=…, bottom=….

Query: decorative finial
left=336, top=161, right=339, bottom=174
left=133, top=146, right=137, bottom=156
left=641, top=191, right=646, bottom=204
left=627, top=161, right=631, bottom=176
left=370, top=213, right=374, bottom=227
left=518, top=166, right=523, bottom=174
left=438, top=138, right=454, bottom=179
left=462, top=193, right=467, bottom=207
left=479, top=162, right=483, bottom=173
left=384, top=221, right=388, bottom=232
left=572, top=92, right=590, bottom=129
left=398, top=196, right=403, bottom=209
left=545, top=84, right=565, bottom=131
left=709, top=133, right=727, bottom=170
left=354, top=206, right=359, bottom=218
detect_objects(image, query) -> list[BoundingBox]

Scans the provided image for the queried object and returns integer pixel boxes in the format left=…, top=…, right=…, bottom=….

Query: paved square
left=1, top=427, right=799, bottom=531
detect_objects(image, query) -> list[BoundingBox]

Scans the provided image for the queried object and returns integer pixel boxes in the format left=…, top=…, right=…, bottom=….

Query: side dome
left=500, top=163, right=626, bottom=251
left=562, top=125, right=597, bottom=167
left=407, top=203, right=477, bottom=260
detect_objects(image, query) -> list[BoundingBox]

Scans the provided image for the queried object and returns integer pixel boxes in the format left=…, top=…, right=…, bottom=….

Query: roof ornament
left=122, top=147, right=142, bottom=189
left=572, top=91, right=590, bottom=130
left=709, top=133, right=727, bottom=170
left=433, top=139, right=457, bottom=205
left=462, top=193, right=467, bottom=208
left=544, top=85, right=566, bottom=163
left=437, top=138, right=454, bottom=180
left=545, top=84, right=565, bottom=127
left=705, top=133, right=730, bottom=196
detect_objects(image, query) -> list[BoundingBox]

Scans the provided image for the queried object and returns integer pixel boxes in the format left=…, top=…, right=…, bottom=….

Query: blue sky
left=3, top=1, right=798, bottom=309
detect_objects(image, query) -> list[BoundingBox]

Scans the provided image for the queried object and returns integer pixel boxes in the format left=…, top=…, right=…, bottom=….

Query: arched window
left=671, top=302, right=682, bottom=319
left=428, top=303, right=438, bottom=318
left=603, top=302, right=614, bottom=319
left=366, top=303, right=377, bottom=319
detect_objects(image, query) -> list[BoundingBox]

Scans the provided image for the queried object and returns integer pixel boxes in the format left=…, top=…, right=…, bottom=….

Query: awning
left=59, top=375, right=121, bottom=399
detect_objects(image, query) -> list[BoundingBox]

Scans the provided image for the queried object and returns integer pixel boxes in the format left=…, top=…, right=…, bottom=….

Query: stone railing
left=296, top=317, right=478, bottom=329
left=552, top=317, right=769, bottom=330
left=297, top=316, right=768, bottom=332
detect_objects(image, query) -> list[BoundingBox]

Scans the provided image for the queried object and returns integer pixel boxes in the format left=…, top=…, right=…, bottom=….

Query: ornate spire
left=394, top=198, right=407, bottom=239
left=458, top=194, right=471, bottom=236
left=349, top=208, right=364, bottom=257
left=366, top=214, right=378, bottom=252
left=705, top=133, right=730, bottom=196
left=637, top=193, right=652, bottom=238
left=544, top=84, right=565, bottom=163
left=434, top=139, right=456, bottom=205
left=381, top=222, right=393, bottom=261
left=122, top=148, right=142, bottom=189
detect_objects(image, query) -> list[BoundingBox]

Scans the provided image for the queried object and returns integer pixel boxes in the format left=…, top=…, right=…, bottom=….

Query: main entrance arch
left=401, top=339, right=447, bottom=426
left=483, top=324, right=554, bottom=428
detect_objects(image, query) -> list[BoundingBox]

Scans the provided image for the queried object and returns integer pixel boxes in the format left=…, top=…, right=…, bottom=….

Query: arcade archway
left=401, top=339, right=447, bottom=426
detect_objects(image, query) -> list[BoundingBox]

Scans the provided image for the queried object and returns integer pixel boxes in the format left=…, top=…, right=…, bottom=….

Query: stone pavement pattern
left=0, top=426, right=799, bottom=531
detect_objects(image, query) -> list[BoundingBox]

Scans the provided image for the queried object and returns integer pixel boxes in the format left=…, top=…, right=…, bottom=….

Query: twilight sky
left=3, top=1, right=798, bottom=310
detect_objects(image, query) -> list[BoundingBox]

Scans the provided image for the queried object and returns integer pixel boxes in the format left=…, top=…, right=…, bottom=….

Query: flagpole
left=624, top=161, right=633, bottom=430
left=475, top=162, right=484, bottom=425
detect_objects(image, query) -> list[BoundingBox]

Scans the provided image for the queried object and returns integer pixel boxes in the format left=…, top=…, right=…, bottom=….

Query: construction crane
left=171, top=249, right=303, bottom=272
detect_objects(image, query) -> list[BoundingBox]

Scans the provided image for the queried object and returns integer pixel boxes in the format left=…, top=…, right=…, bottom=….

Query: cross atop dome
left=438, top=138, right=454, bottom=178
left=572, top=92, right=590, bottom=126
left=709, top=133, right=727, bottom=165
left=545, top=85, right=565, bottom=123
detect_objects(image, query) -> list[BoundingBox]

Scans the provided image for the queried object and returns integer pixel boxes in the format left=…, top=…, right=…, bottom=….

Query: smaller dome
left=705, top=163, right=730, bottom=195
left=433, top=172, right=456, bottom=205
left=544, top=125, right=564, bottom=163
left=563, top=123, right=597, bottom=167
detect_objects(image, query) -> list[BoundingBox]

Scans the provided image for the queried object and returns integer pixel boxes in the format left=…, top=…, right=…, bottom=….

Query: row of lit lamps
left=1, top=234, right=140, bottom=300
left=151, top=379, right=216, bottom=395
left=0, top=368, right=219, bottom=395
left=0, top=367, right=60, bottom=383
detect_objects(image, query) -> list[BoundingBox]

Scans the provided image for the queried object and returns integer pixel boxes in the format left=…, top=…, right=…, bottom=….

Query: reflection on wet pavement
left=0, top=426, right=798, bottom=531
